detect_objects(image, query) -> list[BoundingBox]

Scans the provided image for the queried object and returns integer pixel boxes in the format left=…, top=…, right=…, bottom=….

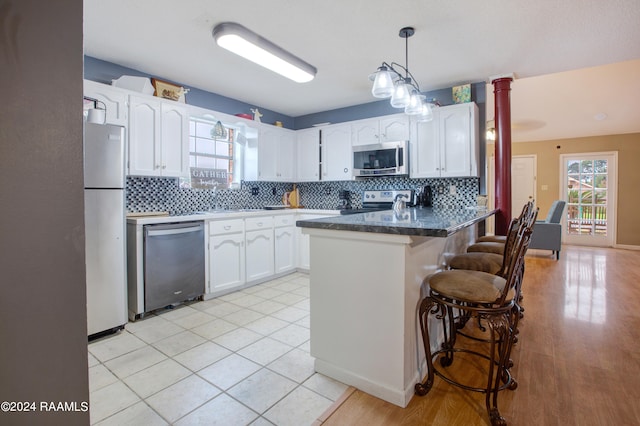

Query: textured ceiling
left=84, top=0, right=640, bottom=141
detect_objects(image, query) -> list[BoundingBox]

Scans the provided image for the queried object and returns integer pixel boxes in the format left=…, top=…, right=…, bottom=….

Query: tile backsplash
left=126, top=176, right=480, bottom=215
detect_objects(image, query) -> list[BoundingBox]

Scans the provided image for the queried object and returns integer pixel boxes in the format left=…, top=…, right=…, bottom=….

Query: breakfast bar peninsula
left=296, top=206, right=495, bottom=407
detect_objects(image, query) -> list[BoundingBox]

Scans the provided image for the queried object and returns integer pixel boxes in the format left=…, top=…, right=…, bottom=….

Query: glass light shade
left=405, top=92, right=425, bottom=115
left=371, top=66, right=395, bottom=98
left=390, top=80, right=411, bottom=108
left=417, top=102, right=434, bottom=122
left=212, top=121, right=228, bottom=139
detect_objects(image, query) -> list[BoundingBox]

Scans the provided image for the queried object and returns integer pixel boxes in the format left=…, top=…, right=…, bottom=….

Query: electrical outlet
left=251, top=187, right=259, bottom=196
left=449, top=185, right=457, bottom=195
left=272, top=187, right=277, bottom=195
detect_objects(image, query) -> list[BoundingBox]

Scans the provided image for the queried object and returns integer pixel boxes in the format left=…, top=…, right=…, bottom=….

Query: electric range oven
left=339, top=189, right=414, bottom=215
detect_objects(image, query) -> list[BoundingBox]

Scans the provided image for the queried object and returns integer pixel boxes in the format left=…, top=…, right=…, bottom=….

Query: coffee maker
left=418, top=185, right=433, bottom=207
left=337, top=190, right=352, bottom=210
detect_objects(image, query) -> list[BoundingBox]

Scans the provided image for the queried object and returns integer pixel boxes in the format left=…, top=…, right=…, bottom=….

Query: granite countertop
left=296, top=207, right=497, bottom=237
left=126, top=208, right=340, bottom=225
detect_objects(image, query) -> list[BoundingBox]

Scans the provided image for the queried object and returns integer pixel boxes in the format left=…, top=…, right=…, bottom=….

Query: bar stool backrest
left=495, top=223, right=533, bottom=306
left=497, top=200, right=535, bottom=276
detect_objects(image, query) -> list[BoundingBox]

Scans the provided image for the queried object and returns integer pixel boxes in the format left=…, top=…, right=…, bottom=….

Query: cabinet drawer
left=209, top=219, right=244, bottom=235
left=245, top=216, right=274, bottom=231
left=274, top=214, right=295, bottom=228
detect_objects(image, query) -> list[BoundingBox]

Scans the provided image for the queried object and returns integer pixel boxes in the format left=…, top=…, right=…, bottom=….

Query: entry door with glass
left=561, top=153, right=617, bottom=247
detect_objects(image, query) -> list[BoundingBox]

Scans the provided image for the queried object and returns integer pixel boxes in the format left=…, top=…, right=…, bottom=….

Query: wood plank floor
left=321, top=246, right=640, bottom=426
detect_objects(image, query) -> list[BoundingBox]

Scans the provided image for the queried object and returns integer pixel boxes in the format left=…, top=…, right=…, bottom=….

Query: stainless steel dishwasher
left=143, top=221, right=205, bottom=312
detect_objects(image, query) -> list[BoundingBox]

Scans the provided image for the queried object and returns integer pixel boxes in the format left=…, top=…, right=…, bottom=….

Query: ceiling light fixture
left=370, top=27, right=436, bottom=121
left=212, top=22, right=317, bottom=83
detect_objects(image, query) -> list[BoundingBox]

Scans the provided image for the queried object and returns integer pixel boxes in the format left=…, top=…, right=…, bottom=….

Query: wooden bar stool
left=448, top=204, right=538, bottom=324
left=415, top=220, right=533, bottom=426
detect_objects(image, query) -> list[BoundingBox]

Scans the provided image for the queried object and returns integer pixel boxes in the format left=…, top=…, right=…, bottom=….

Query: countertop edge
left=126, top=208, right=340, bottom=225
left=296, top=208, right=497, bottom=237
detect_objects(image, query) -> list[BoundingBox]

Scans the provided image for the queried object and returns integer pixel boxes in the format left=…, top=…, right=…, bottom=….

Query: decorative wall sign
left=452, top=84, right=471, bottom=104
left=151, top=78, right=187, bottom=102
left=190, top=167, right=227, bottom=189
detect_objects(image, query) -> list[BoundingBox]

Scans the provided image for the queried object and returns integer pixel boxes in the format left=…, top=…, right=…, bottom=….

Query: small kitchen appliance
left=337, top=190, right=352, bottom=210
left=340, top=189, right=414, bottom=215
left=352, top=140, right=409, bottom=177
left=421, top=185, right=433, bottom=207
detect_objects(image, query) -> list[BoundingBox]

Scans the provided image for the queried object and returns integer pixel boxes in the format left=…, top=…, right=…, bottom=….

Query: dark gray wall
left=0, top=1, right=89, bottom=425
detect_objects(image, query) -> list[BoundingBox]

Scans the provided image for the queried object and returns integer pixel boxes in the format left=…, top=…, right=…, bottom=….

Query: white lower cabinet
left=296, top=213, right=334, bottom=270
left=245, top=216, right=274, bottom=282
left=274, top=215, right=296, bottom=274
left=209, top=219, right=245, bottom=294
left=206, top=212, right=337, bottom=296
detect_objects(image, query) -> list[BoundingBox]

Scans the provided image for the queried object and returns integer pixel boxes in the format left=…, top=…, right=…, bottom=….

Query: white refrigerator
left=84, top=122, right=128, bottom=337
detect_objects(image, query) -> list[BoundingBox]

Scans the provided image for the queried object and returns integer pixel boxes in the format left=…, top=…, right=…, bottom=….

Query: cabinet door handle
left=343, top=168, right=348, bottom=173
left=162, top=165, right=167, bottom=169
left=224, top=225, right=231, bottom=230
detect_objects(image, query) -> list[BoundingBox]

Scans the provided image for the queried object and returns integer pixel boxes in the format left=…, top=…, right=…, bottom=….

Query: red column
left=492, top=77, right=513, bottom=235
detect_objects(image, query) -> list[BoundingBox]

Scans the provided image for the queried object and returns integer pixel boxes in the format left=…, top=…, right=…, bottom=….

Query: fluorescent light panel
left=213, top=22, right=316, bottom=83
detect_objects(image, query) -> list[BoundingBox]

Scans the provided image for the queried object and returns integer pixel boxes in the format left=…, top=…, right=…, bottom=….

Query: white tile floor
left=88, top=272, right=349, bottom=426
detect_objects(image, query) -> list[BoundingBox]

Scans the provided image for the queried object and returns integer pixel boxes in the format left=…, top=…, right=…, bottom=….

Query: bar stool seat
left=429, top=269, right=515, bottom=302
left=476, top=235, right=507, bottom=243
left=448, top=252, right=504, bottom=275
left=466, top=241, right=505, bottom=255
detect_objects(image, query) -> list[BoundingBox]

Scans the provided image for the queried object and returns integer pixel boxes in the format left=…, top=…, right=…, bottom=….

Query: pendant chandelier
left=370, top=27, right=435, bottom=122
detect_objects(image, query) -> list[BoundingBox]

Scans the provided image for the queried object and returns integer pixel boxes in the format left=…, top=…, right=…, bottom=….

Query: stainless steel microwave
left=352, top=140, right=409, bottom=177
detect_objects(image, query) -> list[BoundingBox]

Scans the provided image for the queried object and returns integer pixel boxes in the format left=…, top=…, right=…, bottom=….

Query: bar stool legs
left=415, top=295, right=515, bottom=426
left=414, top=221, right=534, bottom=425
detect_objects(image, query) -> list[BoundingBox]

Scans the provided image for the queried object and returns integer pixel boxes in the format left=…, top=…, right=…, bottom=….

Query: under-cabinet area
left=126, top=209, right=337, bottom=320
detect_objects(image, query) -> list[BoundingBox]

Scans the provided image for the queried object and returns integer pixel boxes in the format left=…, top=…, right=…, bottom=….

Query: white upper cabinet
left=410, top=117, right=439, bottom=177
left=160, top=102, right=190, bottom=177
left=410, top=102, right=479, bottom=178
left=296, top=128, right=320, bottom=182
left=439, top=103, right=478, bottom=177
left=128, top=95, right=189, bottom=177
left=84, top=80, right=128, bottom=126
left=128, top=95, right=161, bottom=176
left=257, top=126, right=296, bottom=182
left=351, top=114, right=409, bottom=146
left=321, top=123, right=352, bottom=181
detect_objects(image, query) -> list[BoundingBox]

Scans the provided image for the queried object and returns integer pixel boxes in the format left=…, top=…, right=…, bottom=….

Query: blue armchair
left=529, top=200, right=566, bottom=260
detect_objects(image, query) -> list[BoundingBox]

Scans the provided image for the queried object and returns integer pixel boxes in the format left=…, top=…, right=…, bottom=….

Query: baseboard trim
left=614, top=243, right=640, bottom=251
